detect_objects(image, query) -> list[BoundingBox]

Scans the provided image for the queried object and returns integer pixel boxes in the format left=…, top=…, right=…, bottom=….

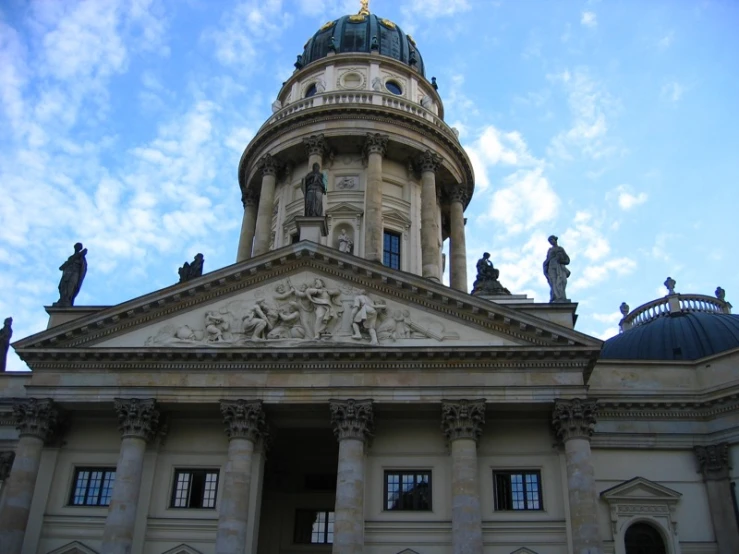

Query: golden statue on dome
left=359, top=0, right=370, bottom=16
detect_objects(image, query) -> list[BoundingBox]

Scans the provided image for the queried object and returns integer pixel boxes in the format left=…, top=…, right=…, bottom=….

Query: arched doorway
left=624, top=522, right=667, bottom=554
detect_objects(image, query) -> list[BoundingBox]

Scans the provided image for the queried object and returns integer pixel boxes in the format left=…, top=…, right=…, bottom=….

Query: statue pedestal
left=473, top=293, right=533, bottom=305
left=296, top=216, right=328, bottom=244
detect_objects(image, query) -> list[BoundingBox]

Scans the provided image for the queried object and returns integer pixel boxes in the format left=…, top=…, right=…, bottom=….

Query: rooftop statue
left=0, top=317, right=12, bottom=372
left=178, top=253, right=204, bottom=283
left=543, top=235, right=571, bottom=303
left=53, top=242, right=88, bottom=307
left=471, top=252, right=510, bottom=296
left=302, top=163, right=327, bottom=217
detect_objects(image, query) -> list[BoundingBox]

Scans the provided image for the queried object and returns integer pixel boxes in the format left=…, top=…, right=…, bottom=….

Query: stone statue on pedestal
left=471, top=252, right=510, bottom=296
left=302, top=163, right=326, bottom=217
left=178, top=253, right=204, bottom=283
left=543, top=235, right=571, bottom=303
left=0, top=317, right=12, bottom=372
left=53, top=243, right=88, bottom=307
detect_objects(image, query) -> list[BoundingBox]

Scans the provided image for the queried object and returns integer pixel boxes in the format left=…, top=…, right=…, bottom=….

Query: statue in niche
left=292, top=278, right=342, bottom=339
left=0, top=317, right=12, bottom=372
left=178, top=253, right=204, bottom=283
left=543, top=235, right=571, bottom=303
left=471, top=252, right=510, bottom=296
left=338, top=229, right=354, bottom=254
left=53, top=243, right=88, bottom=307
left=302, top=163, right=327, bottom=217
left=351, top=291, right=386, bottom=345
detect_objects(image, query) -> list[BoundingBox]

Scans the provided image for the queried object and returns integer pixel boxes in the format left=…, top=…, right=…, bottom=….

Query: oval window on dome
left=342, top=72, right=363, bottom=89
left=385, top=80, right=403, bottom=95
left=305, top=83, right=317, bottom=98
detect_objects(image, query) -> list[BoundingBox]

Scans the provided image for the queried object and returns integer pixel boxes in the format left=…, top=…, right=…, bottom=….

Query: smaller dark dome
left=601, top=312, right=739, bottom=361
left=301, top=13, right=425, bottom=76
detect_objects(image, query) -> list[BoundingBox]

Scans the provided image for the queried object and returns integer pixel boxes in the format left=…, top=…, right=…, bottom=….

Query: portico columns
left=418, top=150, right=442, bottom=281
left=363, top=134, right=388, bottom=263
left=216, top=400, right=268, bottom=554
left=694, top=443, right=739, bottom=552
left=101, top=398, right=160, bottom=554
left=442, top=400, right=486, bottom=554
left=0, top=399, right=59, bottom=554
left=330, top=399, right=374, bottom=554
left=552, top=399, right=603, bottom=554
left=448, top=187, right=469, bottom=292
left=236, top=189, right=259, bottom=262
left=253, top=154, right=280, bottom=257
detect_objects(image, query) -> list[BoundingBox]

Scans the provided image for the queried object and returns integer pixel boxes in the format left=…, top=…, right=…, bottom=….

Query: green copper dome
left=299, top=13, right=425, bottom=77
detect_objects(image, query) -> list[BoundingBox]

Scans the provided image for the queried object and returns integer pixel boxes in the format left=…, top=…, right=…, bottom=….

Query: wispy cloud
left=581, top=11, right=597, bottom=28
left=609, top=185, right=648, bottom=210
left=661, top=81, right=684, bottom=103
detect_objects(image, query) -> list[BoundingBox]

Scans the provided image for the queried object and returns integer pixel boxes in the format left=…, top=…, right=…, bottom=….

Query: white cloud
left=570, top=257, right=637, bottom=292
left=562, top=211, right=611, bottom=262
left=615, top=187, right=648, bottom=210
left=658, top=31, right=674, bottom=50
left=581, top=11, right=598, bottom=28
left=661, top=81, right=684, bottom=103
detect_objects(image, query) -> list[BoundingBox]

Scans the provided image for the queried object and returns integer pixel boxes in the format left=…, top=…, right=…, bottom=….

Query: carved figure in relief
left=292, top=278, right=343, bottom=338
left=351, top=291, right=385, bottom=345
left=372, top=76, right=383, bottom=91
left=205, top=311, right=231, bottom=342
left=338, top=229, right=353, bottom=253
left=420, top=95, right=433, bottom=109
left=302, top=163, right=327, bottom=217
left=241, top=304, right=270, bottom=340
left=543, top=235, right=571, bottom=303
left=54, top=242, right=88, bottom=307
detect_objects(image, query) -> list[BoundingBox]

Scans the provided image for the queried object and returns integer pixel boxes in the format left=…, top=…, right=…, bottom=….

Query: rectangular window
left=384, top=470, right=431, bottom=511
left=494, top=470, right=542, bottom=511
left=383, top=230, right=401, bottom=270
left=171, top=469, right=219, bottom=509
left=294, top=509, right=334, bottom=544
left=69, top=467, right=116, bottom=506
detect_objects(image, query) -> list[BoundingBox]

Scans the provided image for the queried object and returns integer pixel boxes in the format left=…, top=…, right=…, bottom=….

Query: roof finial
left=359, top=0, right=370, bottom=16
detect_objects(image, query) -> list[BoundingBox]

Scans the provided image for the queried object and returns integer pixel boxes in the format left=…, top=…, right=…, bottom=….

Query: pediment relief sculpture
left=143, top=275, right=460, bottom=348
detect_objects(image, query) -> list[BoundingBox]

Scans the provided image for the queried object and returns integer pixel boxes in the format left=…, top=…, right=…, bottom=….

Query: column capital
left=447, top=186, right=469, bottom=205
left=441, top=399, right=486, bottom=443
left=417, top=149, right=442, bottom=173
left=0, top=451, right=15, bottom=480
left=552, top=398, right=598, bottom=443
left=13, top=398, right=60, bottom=442
left=220, top=399, right=268, bottom=443
left=330, top=399, right=374, bottom=442
left=303, top=134, right=329, bottom=159
left=241, top=187, right=259, bottom=209
left=364, top=133, right=388, bottom=157
left=113, top=398, right=160, bottom=441
left=259, top=153, right=280, bottom=176
left=695, top=443, right=731, bottom=481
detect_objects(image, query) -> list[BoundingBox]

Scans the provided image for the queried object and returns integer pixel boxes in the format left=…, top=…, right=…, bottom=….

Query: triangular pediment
left=326, top=202, right=364, bottom=218
left=382, top=207, right=412, bottom=228
left=510, top=548, right=539, bottom=554
left=46, top=542, right=98, bottom=554
left=160, top=545, right=203, bottom=554
left=600, top=476, right=682, bottom=503
left=14, top=243, right=601, bottom=365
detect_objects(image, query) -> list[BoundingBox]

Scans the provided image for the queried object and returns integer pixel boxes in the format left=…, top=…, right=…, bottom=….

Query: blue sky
left=1, top=0, right=737, bottom=371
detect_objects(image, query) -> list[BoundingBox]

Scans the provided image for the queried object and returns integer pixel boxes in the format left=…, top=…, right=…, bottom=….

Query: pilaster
left=694, top=443, right=739, bottom=552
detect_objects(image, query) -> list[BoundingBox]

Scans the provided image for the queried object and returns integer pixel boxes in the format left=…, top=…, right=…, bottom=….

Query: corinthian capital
left=114, top=398, right=160, bottom=441
left=417, top=150, right=442, bottom=173
left=447, top=186, right=469, bottom=205
left=220, top=399, right=268, bottom=443
left=695, top=443, right=731, bottom=481
left=0, top=451, right=16, bottom=480
left=259, top=153, right=280, bottom=176
left=330, top=399, right=374, bottom=442
left=364, top=133, right=388, bottom=157
left=13, top=398, right=60, bottom=442
left=241, top=187, right=259, bottom=209
left=441, top=399, right=486, bottom=442
left=552, top=398, right=598, bottom=443
left=303, top=134, right=329, bottom=159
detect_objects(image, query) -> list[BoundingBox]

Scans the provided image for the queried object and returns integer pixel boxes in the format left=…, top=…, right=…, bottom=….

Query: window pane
left=100, top=471, right=115, bottom=505
left=70, top=468, right=116, bottom=507
left=385, top=471, right=431, bottom=511
left=173, top=472, right=191, bottom=507
left=295, top=510, right=334, bottom=544
left=494, top=471, right=542, bottom=511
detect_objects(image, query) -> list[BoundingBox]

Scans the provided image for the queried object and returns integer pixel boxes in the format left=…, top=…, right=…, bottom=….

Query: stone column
left=330, top=399, right=374, bottom=554
left=552, top=399, right=603, bottom=554
left=304, top=134, right=328, bottom=170
left=363, top=134, right=388, bottom=264
left=216, top=399, right=268, bottom=554
left=101, top=398, right=160, bottom=554
left=448, top=187, right=469, bottom=292
left=418, top=150, right=442, bottom=281
left=0, top=399, right=59, bottom=554
left=442, top=400, right=486, bottom=554
left=252, top=154, right=280, bottom=257
left=694, top=443, right=739, bottom=552
left=236, top=188, right=259, bottom=262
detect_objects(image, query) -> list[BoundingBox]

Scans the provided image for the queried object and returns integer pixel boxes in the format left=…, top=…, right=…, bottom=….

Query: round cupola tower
left=236, top=1, right=474, bottom=290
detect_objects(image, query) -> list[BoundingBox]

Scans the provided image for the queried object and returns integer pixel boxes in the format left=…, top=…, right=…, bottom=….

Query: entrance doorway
left=624, top=522, right=667, bottom=554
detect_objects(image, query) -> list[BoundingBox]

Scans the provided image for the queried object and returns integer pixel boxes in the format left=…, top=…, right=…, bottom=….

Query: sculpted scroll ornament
left=694, top=443, right=730, bottom=480
left=330, top=399, right=374, bottom=442
left=220, top=400, right=268, bottom=443
left=13, top=398, right=59, bottom=442
left=552, top=398, right=598, bottom=443
left=441, top=399, right=486, bottom=443
left=114, top=398, right=160, bottom=441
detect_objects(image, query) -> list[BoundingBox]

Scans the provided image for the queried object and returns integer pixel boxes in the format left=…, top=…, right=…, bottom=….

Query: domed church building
left=1, top=3, right=739, bottom=554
